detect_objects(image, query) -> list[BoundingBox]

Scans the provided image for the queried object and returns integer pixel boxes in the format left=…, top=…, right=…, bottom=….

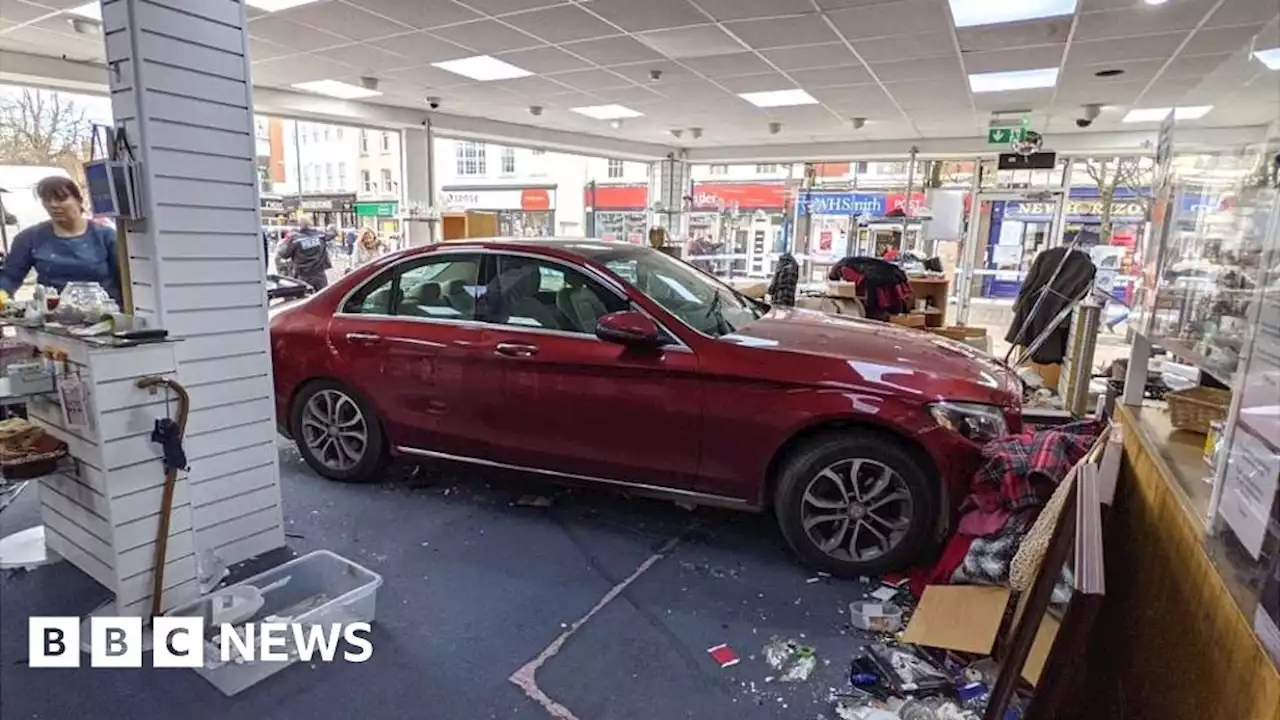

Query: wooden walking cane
left=137, top=376, right=190, bottom=619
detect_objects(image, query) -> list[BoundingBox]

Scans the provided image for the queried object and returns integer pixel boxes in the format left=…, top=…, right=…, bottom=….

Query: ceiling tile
left=540, top=89, right=604, bottom=107
left=609, top=59, right=699, bottom=83
left=871, top=55, right=964, bottom=83
left=249, top=37, right=295, bottom=63
left=655, top=79, right=733, bottom=102
left=970, top=88, right=1054, bottom=111
left=723, top=14, right=839, bottom=50
left=458, top=0, right=564, bottom=15
left=588, top=85, right=669, bottom=105
left=788, top=64, right=875, bottom=88
left=955, top=18, right=1073, bottom=53
left=1059, top=58, right=1165, bottom=84
left=851, top=32, right=956, bottom=62
left=1054, top=78, right=1147, bottom=104
left=827, top=0, right=953, bottom=41
left=315, top=42, right=416, bottom=72
left=1065, top=32, right=1188, bottom=65
left=808, top=85, right=899, bottom=114
left=284, top=1, right=411, bottom=41
left=381, top=64, right=476, bottom=90
left=717, top=72, right=797, bottom=93
left=1182, top=24, right=1267, bottom=56
left=1139, top=79, right=1202, bottom=105
left=638, top=24, right=745, bottom=58
left=1075, top=0, right=1216, bottom=41
left=378, top=31, right=473, bottom=64
left=681, top=52, right=773, bottom=77
left=486, top=74, right=576, bottom=96
left=496, top=45, right=593, bottom=73
left=885, top=79, right=971, bottom=110
left=549, top=67, right=635, bottom=90
left=962, top=44, right=1065, bottom=74
left=250, top=15, right=349, bottom=50
left=251, top=54, right=354, bottom=86
left=364, top=0, right=482, bottom=30
left=585, top=0, right=708, bottom=32
left=694, top=0, right=816, bottom=21
left=501, top=4, right=617, bottom=43
left=1162, top=52, right=1232, bottom=80
left=0, top=0, right=49, bottom=24
left=561, top=35, right=664, bottom=66
left=433, top=19, right=544, bottom=53
left=762, top=43, right=859, bottom=71
left=1208, top=0, right=1280, bottom=28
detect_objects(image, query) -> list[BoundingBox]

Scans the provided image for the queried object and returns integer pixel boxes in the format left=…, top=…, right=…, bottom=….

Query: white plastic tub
left=164, top=549, right=383, bottom=696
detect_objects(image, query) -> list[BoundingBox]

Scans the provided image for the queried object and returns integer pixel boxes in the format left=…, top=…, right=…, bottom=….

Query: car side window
left=480, top=255, right=627, bottom=334
left=341, top=255, right=483, bottom=321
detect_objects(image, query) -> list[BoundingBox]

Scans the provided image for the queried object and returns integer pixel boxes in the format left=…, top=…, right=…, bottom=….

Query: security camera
left=649, top=69, right=662, bottom=82
left=850, top=117, right=867, bottom=129
left=426, top=96, right=441, bottom=110
left=768, top=122, right=782, bottom=135
left=1076, top=103, right=1102, bottom=128
left=528, top=105, right=543, bottom=116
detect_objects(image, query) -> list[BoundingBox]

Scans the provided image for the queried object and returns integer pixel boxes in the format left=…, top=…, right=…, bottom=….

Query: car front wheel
left=774, top=433, right=936, bottom=578
left=291, top=380, right=387, bottom=482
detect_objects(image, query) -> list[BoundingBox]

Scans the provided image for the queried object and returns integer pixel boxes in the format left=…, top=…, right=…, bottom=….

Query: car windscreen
left=570, top=245, right=763, bottom=337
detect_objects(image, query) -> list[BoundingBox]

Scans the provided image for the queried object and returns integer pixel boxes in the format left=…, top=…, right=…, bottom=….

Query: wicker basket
left=1166, top=386, right=1232, bottom=434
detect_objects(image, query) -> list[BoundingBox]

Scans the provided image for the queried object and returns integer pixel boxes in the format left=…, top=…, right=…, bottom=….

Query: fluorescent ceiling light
left=1253, top=48, right=1280, bottom=70
left=949, top=0, right=1077, bottom=28
left=738, top=89, right=819, bottom=108
left=1122, top=106, right=1213, bottom=123
left=246, top=0, right=322, bottom=10
left=968, top=68, right=1059, bottom=93
left=66, top=3, right=101, bottom=21
left=571, top=104, right=643, bottom=120
left=432, top=55, right=531, bottom=82
left=291, top=80, right=382, bottom=100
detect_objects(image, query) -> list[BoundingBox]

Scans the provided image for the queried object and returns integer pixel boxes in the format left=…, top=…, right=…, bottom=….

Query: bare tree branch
left=0, top=88, right=93, bottom=183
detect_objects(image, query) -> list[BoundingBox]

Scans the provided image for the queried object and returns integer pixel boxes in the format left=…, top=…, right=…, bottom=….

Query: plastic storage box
left=164, top=549, right=383, bottom=696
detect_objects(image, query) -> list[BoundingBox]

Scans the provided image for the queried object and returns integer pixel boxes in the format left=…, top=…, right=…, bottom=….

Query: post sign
left=987, top=127, right=1026, bottom=145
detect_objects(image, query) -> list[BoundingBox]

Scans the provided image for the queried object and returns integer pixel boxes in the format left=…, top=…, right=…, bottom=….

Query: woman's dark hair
left=35, top=176, right=84, bottom=206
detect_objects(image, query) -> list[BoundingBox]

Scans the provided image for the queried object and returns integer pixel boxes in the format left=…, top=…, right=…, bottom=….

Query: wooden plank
left=116, top=578, right=200, bottom=617
left=193, top=505, right=279, bottom=551
left=187, top=441, right=275, bottom=484
left=185, top=398, right=273, bottom=437
left=96, top=374, right=177, bottom=413
left=112, top=477, right=190, bottom=525
left=193, top=486, right=279, bottom=529
left=208, top=525, right=284, bottom=567
left=164, top=258, right=264, bottom=286
left=186, top=374, right=272, bottom=410
left=44, top=526, right=117, bottom=591
left=43, top=472, right=110, bottom=520
left=114, top=553, right=197, bottom=610
left=180, top=352, right=269, bottom=384
left=154, top=206, right=259, bottom=235
left=103, top=433, right=164, bottom=471
left=114, top=530, right=194, bottom=580
left=145, top=90, right=251, bottom=133
left=40, top=492, right=111, bottom=558
left=166, top=307, right=264, bottom=337
left=30, top=418, right=104, bottom=471
left=149, top=150, right=255, bottom=184
left=147, top=0, right=245, bottom=27
left=190, top=465, right=276, bottom=509
left=112, top=502, right=192, bottom=552
left=176, top=332, right=267, bottom=362
left=151, top=178, right=257, bottom=210
left=88, top=343, right=178, bottom=382
left=139, top=30, right=247, bottom=83
left=164, top=283, right=264, bottom=312
left=186, top=420, right=275, bottom=461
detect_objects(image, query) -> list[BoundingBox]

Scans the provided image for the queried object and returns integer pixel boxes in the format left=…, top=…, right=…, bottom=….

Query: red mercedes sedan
left=271, top=239, right=1021, bottom=576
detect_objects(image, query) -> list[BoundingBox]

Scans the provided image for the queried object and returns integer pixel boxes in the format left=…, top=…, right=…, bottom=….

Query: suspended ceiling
left=0, top=0, right=1278, bottom=152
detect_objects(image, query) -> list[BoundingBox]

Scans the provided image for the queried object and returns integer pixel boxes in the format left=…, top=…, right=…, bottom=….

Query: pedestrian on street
left=277, top=214, right=332, bottom=290
left=353, top=228, right=387, bottom=268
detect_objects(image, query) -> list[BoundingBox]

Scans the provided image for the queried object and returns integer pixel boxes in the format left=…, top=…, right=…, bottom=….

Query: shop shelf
left=165, top=549, right=383, bottom=696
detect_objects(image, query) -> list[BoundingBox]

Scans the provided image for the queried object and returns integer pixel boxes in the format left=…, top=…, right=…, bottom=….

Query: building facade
left=356, top=127, right=403, bottom=236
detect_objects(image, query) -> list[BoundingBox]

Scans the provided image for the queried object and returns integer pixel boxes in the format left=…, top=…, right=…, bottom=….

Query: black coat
left=1005, top=247, right=1096, bottom=364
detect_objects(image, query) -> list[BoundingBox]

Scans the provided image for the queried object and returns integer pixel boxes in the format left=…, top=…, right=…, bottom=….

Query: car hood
left=719, top=308, right=1019, bottom=405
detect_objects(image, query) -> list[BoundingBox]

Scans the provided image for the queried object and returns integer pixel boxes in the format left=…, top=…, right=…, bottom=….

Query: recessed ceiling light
left=1143, top=0, right=1168, bottom=5
left=291, top=80, right=382, bottom=100
left=433, top=55, right=532, bottom=82
left=948, top=0, right=1077, bottom=28
left=1122, top=106, right=1213, bottom=123
left=571, top=104, right=643, bottom=120
left=66, top=3, right=101, bottom=21
left=1094, top=68, right=1125, bottom=78
left=1253, top=48, right=1280, bottom=70
left=968, top=68, right=1059, bottom=93
left=246, top=0, right=323, bottom=10
left=738, top=89, right=819, bottom=108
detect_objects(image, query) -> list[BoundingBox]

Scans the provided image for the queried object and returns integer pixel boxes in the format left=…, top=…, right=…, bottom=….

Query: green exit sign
left=988, top=127, right=1027, bottom=144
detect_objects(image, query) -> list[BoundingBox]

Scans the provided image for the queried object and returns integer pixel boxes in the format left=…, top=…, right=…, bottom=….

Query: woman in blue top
left=0, top=176, right=122, bottom=307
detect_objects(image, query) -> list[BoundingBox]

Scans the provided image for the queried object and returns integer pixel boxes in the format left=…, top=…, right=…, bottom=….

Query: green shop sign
left=355, top=202, right=398, bottom=217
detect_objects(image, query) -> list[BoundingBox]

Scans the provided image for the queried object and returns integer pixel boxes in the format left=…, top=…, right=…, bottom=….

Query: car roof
left=406, top=237, right=645, bottom=261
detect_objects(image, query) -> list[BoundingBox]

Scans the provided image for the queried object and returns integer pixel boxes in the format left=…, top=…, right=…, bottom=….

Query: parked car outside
left=270, top=239, right=1021, bottom=576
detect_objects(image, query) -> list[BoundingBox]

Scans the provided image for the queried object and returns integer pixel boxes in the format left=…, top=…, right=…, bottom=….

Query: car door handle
left=494, top=342, right=538, bottom=358
left=345, top=332, right=382, bottom=345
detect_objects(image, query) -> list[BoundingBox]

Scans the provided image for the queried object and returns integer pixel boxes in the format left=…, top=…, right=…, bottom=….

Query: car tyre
left=774, top=432, right=936, bottom=578
left=291, top=379, right=387, bottom=483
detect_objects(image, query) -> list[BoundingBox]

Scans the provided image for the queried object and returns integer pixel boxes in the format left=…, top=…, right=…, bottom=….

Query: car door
left=476, top=252, right=703, bottom=490
left=328, top=252, right=500, bottom=459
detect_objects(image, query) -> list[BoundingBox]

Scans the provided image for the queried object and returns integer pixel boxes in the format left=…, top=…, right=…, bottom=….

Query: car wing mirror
left=595, top=310, right=666, bottom=348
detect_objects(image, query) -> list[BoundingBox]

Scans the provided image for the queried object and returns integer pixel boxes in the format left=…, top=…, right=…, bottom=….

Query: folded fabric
left=970, top=420, right=1103, bottom=514
left=952, top=511, right=1035, bottom=587
left=957, top=508, right=1013, bottom=537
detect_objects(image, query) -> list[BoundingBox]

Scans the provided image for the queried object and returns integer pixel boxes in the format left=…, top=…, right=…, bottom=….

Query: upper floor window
left=607, top=159, right=624, bottom=179
left=337, top=162, right=346, bottom=190
left=382, top=168, right=395, bottom=193
left=359, top=129, right=368, bottom=154
left=709, top=164, right=728, bottom=175
left=362, top=170, right=373, bottom=193
left=500, top=147, right=516, bottom=175
left=381, top=132, right=391, bottom=152
left=457, top=141, right=486, bottom=176
left=336, top=127, right=343, bottom=141
left=322, top=126, right=330, bottom=142
left=755, top=164, right=777, bottom=174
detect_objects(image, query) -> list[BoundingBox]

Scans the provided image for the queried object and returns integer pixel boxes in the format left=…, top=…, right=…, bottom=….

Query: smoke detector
left=359, top=76, right=379, bottom=91
left=689, top=127, right=703, bottom=139
left=528, top=105, right=544, bottom=116
left=768, top=122, right=782, bottom=135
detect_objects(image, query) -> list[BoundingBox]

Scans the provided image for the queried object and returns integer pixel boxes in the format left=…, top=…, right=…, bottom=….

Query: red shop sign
left=884, top=192, right=927, bottom=214
left=521, top=189, right=551, bottom=211
left=693, top=182, right=787, bottom=211
left=586, top=184, right=648, bottom=210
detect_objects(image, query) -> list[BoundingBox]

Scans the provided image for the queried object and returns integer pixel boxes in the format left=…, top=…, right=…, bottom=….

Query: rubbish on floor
left=707, top=643, right=741, bottom=668
left=865, top=643, right=951, bottom=694
left=833, top=699, right=899, bottom=720
left=195, top=549, right=229, bottom=594
left=901, top=585, right=1009, bottom=655
left=849, top=601, right=904, bottom=633
left=763, top=637, right=796, bottom=670
left=761, top=637, right=818, bottom=682
left=516, top=494, right=553, bottom=508
left=868, top=585, right=899, bottom=602
left=780, top=646, right=817, bottom=682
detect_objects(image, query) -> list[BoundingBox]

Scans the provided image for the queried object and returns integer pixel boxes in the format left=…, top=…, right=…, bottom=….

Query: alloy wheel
left=799, top=458, right=914, bottom=563
left=300, top=389, right=368, bottom=472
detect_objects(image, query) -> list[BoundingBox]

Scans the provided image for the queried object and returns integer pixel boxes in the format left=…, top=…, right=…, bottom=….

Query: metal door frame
left=955, top=189, right=1069, bottom=326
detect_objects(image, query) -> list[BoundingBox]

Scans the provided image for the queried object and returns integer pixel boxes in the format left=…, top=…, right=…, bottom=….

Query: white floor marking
left=509, top=535, right=682, bottom=720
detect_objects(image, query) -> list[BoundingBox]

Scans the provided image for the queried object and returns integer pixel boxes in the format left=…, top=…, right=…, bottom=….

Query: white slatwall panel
left=105, top=0, right=284, bottom=574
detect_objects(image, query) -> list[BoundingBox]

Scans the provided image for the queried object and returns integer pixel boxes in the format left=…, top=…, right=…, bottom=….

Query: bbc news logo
left=29, top=617, right=373, bottom=668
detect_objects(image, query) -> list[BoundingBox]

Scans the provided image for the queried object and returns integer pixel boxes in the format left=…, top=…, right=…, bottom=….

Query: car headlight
left=928, top=401, right=1009, bottom=443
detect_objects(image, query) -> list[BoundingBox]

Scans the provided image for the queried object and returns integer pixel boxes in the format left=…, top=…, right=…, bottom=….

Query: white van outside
left=0, top=165, right=71, bottom=252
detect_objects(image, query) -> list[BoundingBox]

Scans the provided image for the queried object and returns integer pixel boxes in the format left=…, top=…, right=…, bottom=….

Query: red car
left=271, top=240, right=1021, bottom=576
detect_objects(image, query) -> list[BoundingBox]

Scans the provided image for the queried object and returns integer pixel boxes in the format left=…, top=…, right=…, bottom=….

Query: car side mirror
left=595, top=310, right=666, bottom=348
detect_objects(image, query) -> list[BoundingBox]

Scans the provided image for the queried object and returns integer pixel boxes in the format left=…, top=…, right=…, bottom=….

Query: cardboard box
left=826, top=281, right=860, bottom=298
left=930, top=325, right=987, bottom=341
left=888, top=313, right=925, bottom=328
